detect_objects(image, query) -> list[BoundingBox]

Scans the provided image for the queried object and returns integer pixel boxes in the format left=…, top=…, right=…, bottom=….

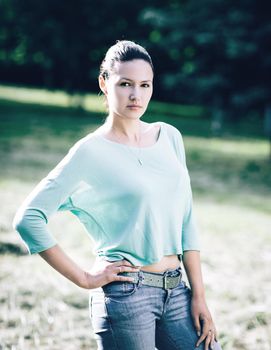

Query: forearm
left=182, top=250, right=205, bottom=299
left=39, top=244, right=87, bottom=288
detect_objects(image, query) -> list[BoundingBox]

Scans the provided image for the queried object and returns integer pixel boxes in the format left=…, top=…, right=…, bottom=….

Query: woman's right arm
left=39, top=244, right=139, bottom=289
left=12, top=139, right=139, bottom=288
left=12, top=140, right=86, bottom=255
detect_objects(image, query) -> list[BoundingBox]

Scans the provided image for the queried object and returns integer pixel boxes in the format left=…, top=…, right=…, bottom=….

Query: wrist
left=78, top=270, right=95, bottom=289
left=77, top=270, right=91, bottom=289
left=191, top=290, right=206, bottom=300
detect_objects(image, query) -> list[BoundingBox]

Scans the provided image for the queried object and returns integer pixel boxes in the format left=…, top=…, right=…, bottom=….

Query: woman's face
left=100, top=59, right=153, bottom=121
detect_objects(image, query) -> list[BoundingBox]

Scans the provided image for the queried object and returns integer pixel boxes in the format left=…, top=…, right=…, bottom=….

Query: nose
left=129, top=88, right=140, bottom=102
left=130, top=95, right=139, bottom=102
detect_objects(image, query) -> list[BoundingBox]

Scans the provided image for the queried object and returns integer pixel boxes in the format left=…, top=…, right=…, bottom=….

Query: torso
left=138, top=255, right=181, bottom=273
left=94, top=121, right=181, bottom=273
left=94, top=254, right=181, bottom=274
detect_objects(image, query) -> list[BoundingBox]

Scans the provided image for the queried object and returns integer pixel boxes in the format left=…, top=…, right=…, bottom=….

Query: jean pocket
left=102, top=281, right=138, bottom=298
left=89, top=295, right=93, bottom=319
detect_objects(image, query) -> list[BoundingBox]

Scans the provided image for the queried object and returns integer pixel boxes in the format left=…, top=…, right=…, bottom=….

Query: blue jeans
left=89, top=267, right=222, bottom=350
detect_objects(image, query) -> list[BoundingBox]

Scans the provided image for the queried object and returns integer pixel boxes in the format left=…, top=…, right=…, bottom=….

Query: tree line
left=0, top=0, right=270, bottom=126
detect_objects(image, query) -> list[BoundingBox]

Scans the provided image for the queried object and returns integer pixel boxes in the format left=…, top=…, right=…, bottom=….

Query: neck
left=105, top=115, right=142, bottom=142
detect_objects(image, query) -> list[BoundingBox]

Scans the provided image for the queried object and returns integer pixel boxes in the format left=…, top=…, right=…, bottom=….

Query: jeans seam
left=156, top=323, right=181, bottom=350
left=180, top=287, right=198, bottom=348
left=103, top=294, right=120, bottom=350
left=89, top=295, right=93, bottom=318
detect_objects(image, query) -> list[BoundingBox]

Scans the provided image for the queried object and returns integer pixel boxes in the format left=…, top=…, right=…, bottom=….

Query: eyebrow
left=120, top=77, right=152, bottom=83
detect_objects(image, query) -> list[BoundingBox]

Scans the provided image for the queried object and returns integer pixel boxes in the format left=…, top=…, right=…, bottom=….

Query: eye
left=142, top=83, right=150, bottom=88
left=120, top=82, right=130, bottom=87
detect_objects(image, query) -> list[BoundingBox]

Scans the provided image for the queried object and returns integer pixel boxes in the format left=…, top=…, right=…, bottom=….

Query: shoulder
left=161, top=122, right=187, bottom=163
left=160, top=121, right=183, bottom=140
left=52, top=132, right=101, bottom=173
left=67, top=131, right=100, bottom=155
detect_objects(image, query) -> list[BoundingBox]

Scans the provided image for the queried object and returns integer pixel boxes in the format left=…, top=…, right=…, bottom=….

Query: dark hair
left=99, top=40, right=154, bottom=80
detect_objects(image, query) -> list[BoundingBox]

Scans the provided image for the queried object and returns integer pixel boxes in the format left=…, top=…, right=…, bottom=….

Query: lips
left=127, top=105, right=142, bottom=108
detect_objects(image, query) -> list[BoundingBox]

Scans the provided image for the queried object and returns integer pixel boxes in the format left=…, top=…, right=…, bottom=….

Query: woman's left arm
left=182, top=250, right=217, bottom=349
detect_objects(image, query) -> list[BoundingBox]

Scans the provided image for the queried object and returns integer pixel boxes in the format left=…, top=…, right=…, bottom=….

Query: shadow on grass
left=0, top=99, right=270, bottom=206
left=0, top=98, right=267, bottom=139
left=0, top=241, right=27, bottom=255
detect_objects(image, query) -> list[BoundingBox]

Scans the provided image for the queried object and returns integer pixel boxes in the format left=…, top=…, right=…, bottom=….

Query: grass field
left=0, top=90, right=270, bottom=350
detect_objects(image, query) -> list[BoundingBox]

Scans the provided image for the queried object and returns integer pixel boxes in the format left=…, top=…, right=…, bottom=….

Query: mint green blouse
left=12, top=121, right=200, bottom=266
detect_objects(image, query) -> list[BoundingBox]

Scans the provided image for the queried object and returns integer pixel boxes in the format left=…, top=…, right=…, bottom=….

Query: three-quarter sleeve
left=12, top=140, right=86, bottom=254
left=172, top=127, right=201, bottom=252
left=181, top=175, right=200, bottom=251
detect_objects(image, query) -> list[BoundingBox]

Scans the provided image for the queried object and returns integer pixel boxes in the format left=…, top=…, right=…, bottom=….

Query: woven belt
left=120, top=269, right=182, bottom=290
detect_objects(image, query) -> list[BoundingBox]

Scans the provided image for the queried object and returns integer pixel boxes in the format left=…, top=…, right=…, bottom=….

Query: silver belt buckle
left=163, top=274, right=180, bottom=289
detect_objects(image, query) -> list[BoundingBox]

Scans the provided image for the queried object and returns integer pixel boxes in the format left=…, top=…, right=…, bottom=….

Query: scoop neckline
left=96, top=122, right=163, bottom=149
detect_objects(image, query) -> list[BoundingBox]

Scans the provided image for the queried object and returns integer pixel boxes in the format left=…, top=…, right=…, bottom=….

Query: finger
left=214, top=327, right=218, bottom=342
left=115, top=274, right=137, bottom=282
left=121, top=259, right=134, bottom=266
left=113, top=260, right=141, bottom=269
left=121, top=260, right=141, bottom=268
left=114, top=270, right=138, bottom=282
left=128, top=266, right=141, bottom=272
left=204, top=330, right=212, bottom=350
left=113, top=264, right=139, bottom=283
left=122, top=259, right=137, bottom=267
left=112, top=260, right=132, bottom=266
left=210, top=332, right=215, bottom=349
left=196, top=334, right=206, bottom=348
left=209, top=324, right=217, bottom=343
left=196, top=318, right=210, bottom=347
left=115, top=265, right=140, bottom=274
left=193, top=316, right=201, bottom=337
left=115, top=266, right=123, bottom=274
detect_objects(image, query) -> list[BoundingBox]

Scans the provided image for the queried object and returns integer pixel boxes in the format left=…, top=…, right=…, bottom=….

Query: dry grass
left=0, top=97, right=270, bottom=349
left=1, top=182, right=270, bottom=349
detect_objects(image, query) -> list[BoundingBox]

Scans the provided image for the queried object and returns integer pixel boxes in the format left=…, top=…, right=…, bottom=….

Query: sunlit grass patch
left=0, top=94, right=270, bottom=350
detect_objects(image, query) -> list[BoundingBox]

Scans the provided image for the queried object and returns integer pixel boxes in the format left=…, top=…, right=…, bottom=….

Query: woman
left=13, top=40, right=222, bottom=350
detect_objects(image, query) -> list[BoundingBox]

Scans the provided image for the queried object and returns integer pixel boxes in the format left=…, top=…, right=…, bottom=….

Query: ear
left=98, top=75, right=108, bottom=95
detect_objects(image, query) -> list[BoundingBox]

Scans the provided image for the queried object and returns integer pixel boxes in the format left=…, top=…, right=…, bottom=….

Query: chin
left=121, top=111, right=144, bottom=120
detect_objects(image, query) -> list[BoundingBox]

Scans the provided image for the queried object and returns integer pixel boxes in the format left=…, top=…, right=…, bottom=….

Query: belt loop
left=137, top=270, right=144, bottom=286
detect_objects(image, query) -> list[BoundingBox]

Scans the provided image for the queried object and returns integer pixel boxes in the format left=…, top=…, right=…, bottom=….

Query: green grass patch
left=0, top=90, right=270, bottom=350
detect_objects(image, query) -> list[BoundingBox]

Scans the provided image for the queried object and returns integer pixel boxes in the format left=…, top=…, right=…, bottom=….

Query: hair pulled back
left=99, top=40, right=154, bottom=80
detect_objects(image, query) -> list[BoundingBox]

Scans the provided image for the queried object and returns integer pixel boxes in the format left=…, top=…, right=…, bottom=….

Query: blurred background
left=0, top=0, right=270, bottom=349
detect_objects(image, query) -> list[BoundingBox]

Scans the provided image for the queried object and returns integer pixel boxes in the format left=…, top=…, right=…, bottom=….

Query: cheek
left=107, top=91, right=127, bottom=109
left=144, top=89, right=153, bottom=102
left=107, top=88, right=120, bottom=102
left=112, top=87, right=127, bottom=100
